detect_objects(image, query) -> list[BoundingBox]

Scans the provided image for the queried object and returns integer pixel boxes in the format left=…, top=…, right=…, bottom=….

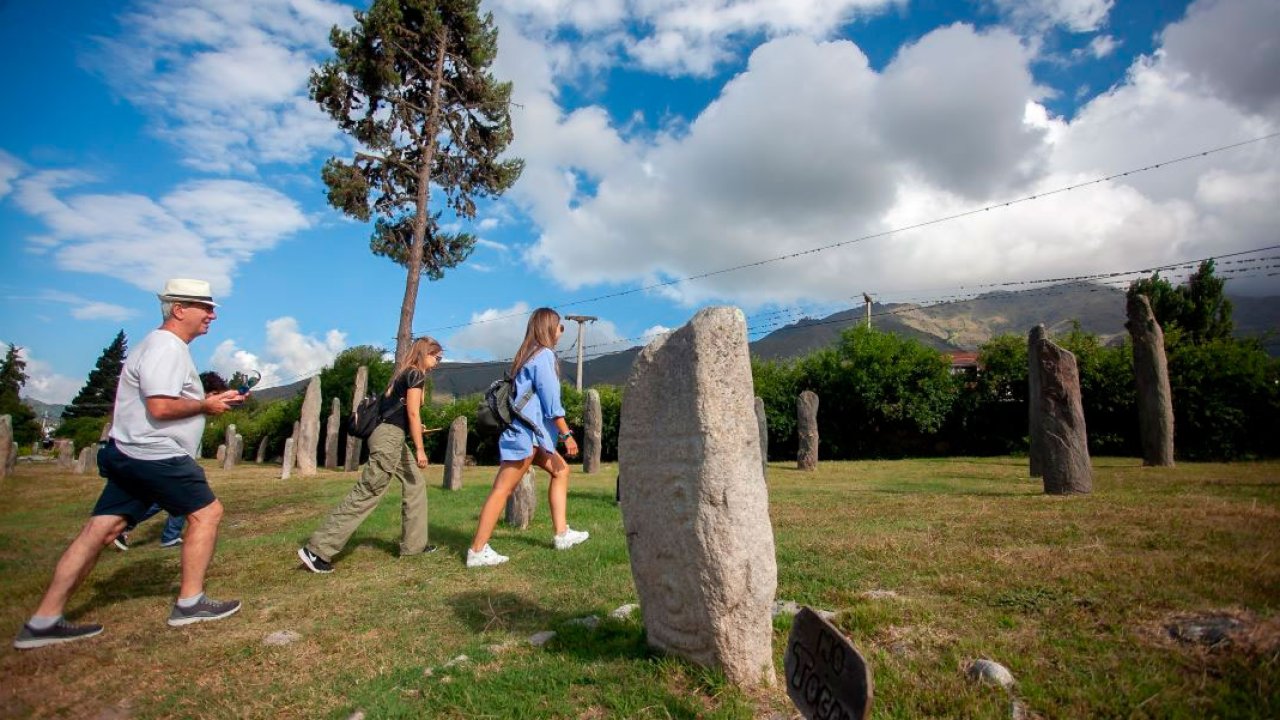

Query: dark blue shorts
left=92, top=441, right=216, bottom=522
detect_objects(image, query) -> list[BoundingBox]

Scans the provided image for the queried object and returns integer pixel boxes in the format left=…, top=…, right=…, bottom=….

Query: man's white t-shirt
left=109, top=329, right=205, bottom=460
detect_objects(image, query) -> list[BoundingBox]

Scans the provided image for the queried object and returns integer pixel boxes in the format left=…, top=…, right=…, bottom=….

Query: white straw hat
left=157, top=278, right=219, bottom=307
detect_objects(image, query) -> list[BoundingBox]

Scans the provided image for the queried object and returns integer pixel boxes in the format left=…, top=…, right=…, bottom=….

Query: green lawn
left=1, top=456, right=1277, bottom=718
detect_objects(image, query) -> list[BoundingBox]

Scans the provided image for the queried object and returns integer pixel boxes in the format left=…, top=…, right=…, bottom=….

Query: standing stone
left=75, top=447, right=94, bottom=474
left=256, top=436, right=269, bottom=463
left=222, top=424, right=238, bottom=469
left=754, top=397, right=768, bottom=476
left=1035, top=339, right=1092, bottom=495
left=281, top=438, right=295, bottom=480
left=234, top=434, right=244, bottom=464
left=619, top=306, right=777, bottom=688
left=216, top=444, right=227, bottom=463
left=1126, top=293, right=1175, bottom=467
left=583, top=389, right=602, bottom=474
left=505, top=468, right=536, bottom=529
left=443, top=416, right=466, bottom=490
left=1028, top=324, right=1046, bottom=477
left=325, top=398, right=341, bottom=469
left=290, top=421, right=301, bottom=470
left=345, top=366, right=369, bottom=472
left=99, top=421, right=112, bottom=442
left=0, top=415, right=12, bottom=482
left=796, top=390, right=819, bottom=471
left=297, top=376, right=321, bottom=476
left=56, top=440, right=75, bottom=469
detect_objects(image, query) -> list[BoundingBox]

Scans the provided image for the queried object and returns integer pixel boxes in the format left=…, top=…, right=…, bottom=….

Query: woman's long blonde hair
left=509, top=308, right=561, bottom=377
left=385, top=336, right=442, bottom=396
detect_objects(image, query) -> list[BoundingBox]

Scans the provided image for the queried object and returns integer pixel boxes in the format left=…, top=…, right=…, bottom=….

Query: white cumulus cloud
left=210, top=316, right=346, bottom=389
left=493, top=0, right=1280, bottom=310
left=96, top=0, right=351, bottom=172
left=16, top=347, right=82, bottom=405
left=12, top=173, right=309, bottom=296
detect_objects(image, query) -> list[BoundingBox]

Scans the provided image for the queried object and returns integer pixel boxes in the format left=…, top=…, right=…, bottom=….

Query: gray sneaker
left=167, top=595, right=242, bottom=627
left=13, top=619, right=104, bottom=649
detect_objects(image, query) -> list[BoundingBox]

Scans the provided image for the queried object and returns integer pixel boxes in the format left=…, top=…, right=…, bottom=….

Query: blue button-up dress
left=498, top=347, right=565, bottom=461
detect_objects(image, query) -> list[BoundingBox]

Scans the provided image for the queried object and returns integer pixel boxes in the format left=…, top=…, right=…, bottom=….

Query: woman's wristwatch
left=557, top=430, right=573, bottom=443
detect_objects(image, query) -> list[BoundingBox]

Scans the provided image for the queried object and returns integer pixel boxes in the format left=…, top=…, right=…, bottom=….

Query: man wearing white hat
left=15, top=279, right=247, bottom=649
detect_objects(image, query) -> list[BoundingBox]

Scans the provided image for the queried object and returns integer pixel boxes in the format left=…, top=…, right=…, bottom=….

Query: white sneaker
left=554, top=527, right=589, bottom=550
left=466, top=544, right=509, bottom=568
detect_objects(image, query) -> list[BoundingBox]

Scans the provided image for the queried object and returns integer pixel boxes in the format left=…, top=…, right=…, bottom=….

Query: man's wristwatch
left=557, top=431, right=573, bottom=443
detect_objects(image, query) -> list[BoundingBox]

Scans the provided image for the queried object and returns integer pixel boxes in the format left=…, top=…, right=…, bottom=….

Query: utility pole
left=564, top=315, right=598, bottom=391
left=863, top=293, right=873, bottom=328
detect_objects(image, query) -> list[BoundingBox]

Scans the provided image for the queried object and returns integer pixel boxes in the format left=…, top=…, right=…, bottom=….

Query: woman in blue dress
left=467, top=308, right=588, bottom=567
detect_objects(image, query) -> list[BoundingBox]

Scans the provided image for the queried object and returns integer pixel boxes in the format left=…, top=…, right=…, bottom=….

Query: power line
left=413, top=132, right=1280, bottom=336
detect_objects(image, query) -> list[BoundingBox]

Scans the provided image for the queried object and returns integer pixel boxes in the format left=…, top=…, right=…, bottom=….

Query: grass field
left=1, top=456, right=1277, bottom=719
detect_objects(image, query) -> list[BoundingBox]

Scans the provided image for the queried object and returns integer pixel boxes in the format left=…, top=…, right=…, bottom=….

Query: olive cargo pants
left=305, top=422, right=429, bottom=561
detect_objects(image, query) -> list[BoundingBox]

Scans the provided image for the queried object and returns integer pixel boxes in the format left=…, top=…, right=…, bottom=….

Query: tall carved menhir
left=344, top=366, right=369, bottom=472
left=443, top=415, right=466, bottom=490
left=582, top=389, right=602, bottom=474
left=796, top=390, right=819, bottom=471
left=1034, top=337, right=1092, bottom=495
left=1027, top=324, right=1046, bottom=477
left=619, top=306, right=777, bottom=688
left=325, top=398, right=342, bottom=469
left=297, top=376, right=322, bottom=476
left=1126, top=293, right=1175, bottom=466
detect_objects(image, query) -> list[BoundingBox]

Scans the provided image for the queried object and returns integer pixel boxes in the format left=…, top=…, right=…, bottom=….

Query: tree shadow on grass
left=71, top=555, right=178, bottom=616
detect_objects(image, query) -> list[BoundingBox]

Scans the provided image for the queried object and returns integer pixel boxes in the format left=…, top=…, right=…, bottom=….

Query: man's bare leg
left=178, top=500, right=223, bottom=600
left=33, top=515, right=127, bottom=618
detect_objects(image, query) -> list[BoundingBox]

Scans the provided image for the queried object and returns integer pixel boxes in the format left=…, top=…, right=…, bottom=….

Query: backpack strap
left=510, top=384, right=546, bottom=441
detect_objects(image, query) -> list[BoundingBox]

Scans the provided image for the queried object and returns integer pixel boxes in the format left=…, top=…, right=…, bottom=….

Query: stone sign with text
left=784, top=607, right=872, bottom=720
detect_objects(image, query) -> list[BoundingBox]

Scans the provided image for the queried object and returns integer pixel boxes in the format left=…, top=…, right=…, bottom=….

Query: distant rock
left=965, top=658, right=1016, bottom=689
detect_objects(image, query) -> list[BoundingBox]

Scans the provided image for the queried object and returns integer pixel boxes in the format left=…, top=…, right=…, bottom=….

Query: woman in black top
left=298, top=337, right=443, bottom=574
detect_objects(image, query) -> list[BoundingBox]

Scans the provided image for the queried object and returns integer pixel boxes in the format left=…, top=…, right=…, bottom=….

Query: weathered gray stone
left=1035, top=339, right=1092, bottom=495
left=281, top=438, right=294, bottom=480
left=233, top=434, right=244, bottom=465
left=583, top=389, right=602, bottom=474
left=505, top=468, right=536, bottom=529
left=1126, top=293, right=1175, bottom=467
left=619, top=306, right=777, bottom=688
left=755, top=396, right=768, bottom=476
left=345, top=366, right=368, bottom=472
left=56, top=439, right=75, bottom=469
left=443, top=416, right=466, bottom=490
left=99, top=421, right=112, bottom=442
left=75, top=446, right=94, bottom=474
left=223, top=424, right=237, bottom=469
left=263, top=630, right=302, bottom=646
left=529, top=630, right=556, bottom=647
left=796, top=390, right=819, bottom=471
left=256, top=436, right=269, bottom=464
left=0, top=415, right=13, bottom=482
left=1028, top=324, right=1046, bottom=478
left=325, top=398, right=341, bottom=469
left=297, top=376, right=321, bottom=476
left=965, top=658, right=1016, bottom=689
left=215, top=444, right=227, bottom=463
left=290, top=421, right=301, bottom=470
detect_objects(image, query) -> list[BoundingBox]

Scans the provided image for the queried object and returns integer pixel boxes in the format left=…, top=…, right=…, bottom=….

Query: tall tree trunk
left=396, top=27, right=449, bottom=365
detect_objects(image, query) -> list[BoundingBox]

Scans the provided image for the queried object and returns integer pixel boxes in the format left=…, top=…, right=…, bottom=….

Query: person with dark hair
left=297, top=336, right=444, bottom=574
left=466, top=308, right=586, bottom=568
left=14, top=279, right=246, bottom=649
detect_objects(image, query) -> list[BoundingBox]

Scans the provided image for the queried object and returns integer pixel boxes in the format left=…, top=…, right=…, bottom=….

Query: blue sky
left=2, top=0, right=1278, bottom=403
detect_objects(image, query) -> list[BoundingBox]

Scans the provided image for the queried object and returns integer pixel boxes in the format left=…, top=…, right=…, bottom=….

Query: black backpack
left=475, top=373, right=543, bottom=439
left=346, top=394, right=400, bottom=440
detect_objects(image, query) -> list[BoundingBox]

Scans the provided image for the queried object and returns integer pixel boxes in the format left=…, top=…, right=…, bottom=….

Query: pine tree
left=1127, top=260, right=1233, bottom=345
left=311, top=0, right=524, bottom=364
left=63, top=330, right=128, bottom=419
left=0, top=343, right=43, bottom=443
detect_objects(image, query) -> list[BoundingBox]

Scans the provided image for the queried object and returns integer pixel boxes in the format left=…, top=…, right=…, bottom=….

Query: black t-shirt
left=381, top=368, right=427, bottom=432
